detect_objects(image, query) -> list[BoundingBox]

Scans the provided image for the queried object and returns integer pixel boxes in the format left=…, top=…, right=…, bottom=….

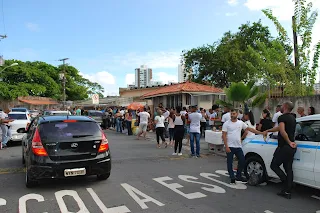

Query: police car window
left=295, top=120, right=320, bottom=142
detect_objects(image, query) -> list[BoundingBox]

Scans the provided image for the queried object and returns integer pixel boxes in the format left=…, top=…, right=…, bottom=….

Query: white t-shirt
left=188, top=112, right=202, bottom=133
left=272, top=111, right=282, bottom=136
left=209, top=112, right=217, bottom=126
left=138, top=111, right=150, bottom=124
left=221, top=112, right=231, bottom=123
left=244, top=120, right=256, bottom=138
left=163, top=110, right=170, bottom=119
left=222, top=120, right=248, bottom=148
left=155, top=115, right=165, bottom=128
left=180, top=111, right=187, bottom=116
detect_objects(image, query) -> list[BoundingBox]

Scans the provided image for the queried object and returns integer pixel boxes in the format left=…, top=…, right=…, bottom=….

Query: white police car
left=242, top=114, right=320, bottom=190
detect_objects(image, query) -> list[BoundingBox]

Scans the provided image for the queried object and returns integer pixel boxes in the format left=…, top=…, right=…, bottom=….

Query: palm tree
left=217, top=81, right=267, bottom=112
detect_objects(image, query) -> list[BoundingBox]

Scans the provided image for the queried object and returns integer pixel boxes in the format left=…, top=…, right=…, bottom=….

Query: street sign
left=92, top=94, right=99, bottom=105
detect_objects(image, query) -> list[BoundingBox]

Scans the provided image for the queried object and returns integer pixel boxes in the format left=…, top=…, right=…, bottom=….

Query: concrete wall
left=251, top=95, right=320, bottom=124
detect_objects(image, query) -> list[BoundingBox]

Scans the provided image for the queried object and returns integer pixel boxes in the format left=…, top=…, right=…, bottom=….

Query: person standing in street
left=137, top=107, right=150, bottom=140
left=154, top=110, right=166, bottom=148
left=0, top=109, right=14, bottom=149
left=221, top=106, right=231, bottom=124
left=188, top=105, right=202, bottom=158
left=172, top=106, right=185, bottom=156
left=168, top=111, right=175, bottom=146
left=125, top=109, right=133, bottom=136
left=271, top=105, right=282, bottom=139
left=222, top=109, right=263, bottom=184
left=263, top=102, right=296, bottom=199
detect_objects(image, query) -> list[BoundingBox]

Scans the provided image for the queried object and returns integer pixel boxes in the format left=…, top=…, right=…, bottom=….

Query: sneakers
left=236, top=177, right=248, bottom=183
left=172, top=153, right=177, bottom=155
left=230, top=179, right=236, bottom=184
left=178, top=153, right=182, bottom=156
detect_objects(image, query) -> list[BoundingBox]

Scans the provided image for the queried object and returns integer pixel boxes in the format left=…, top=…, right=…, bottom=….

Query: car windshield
left=8, top=114, right=27, bottom=120
left=88, top=111, right=103, bottom=116
left=12, top=108, right=27, bottom=112
left=39, top=121, right=101, bottom=140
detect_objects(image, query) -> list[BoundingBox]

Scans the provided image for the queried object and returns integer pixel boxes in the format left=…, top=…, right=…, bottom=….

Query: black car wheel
left=97, top=172, right=110, bottom=180
left=25, top=168, right=38, bottom=188
left=244, top=156, right=267, bottom=184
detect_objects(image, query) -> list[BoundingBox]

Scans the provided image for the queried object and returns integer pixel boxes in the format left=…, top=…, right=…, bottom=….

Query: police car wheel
left=244, top=156, right=267, bottom=184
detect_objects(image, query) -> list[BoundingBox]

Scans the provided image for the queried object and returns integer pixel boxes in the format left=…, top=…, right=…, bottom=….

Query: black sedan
left=21, top=116, right=111, bottom=188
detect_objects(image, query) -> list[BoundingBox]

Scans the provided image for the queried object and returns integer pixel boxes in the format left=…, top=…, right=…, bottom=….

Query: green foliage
left=263, top=0, right=320, bottom=96
left=0, top=59, right=104, bottom=101
left=252, top=93, right=267, bottom=107
left=182, top=20, right=288, bottom=88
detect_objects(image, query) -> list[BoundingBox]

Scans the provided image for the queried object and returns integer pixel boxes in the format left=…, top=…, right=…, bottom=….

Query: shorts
left=139, top=123, right=148, bottom=132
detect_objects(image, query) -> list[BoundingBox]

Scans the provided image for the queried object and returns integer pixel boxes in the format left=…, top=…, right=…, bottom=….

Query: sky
left=0, top=0, right=319, bottom=96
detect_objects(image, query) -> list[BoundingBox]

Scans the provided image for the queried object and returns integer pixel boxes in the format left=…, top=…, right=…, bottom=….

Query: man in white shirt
left=272, top=105, right=282, bottom=138
left=188, top=105, right=202, bottom=158
left=221, top=106, right=231, bottom=124
left=137, top=108, right=150, bottom=140
left=0, top=110, right=13, bottom=148
left=180, top=107, right=187, bottom=116
left=222, top=109, right=263, bottom=184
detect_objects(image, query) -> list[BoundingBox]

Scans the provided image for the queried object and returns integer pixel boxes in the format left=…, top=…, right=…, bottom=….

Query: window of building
left=185, top=94, right=191, bottom=105
left=200, top=95, right=210, bottom=101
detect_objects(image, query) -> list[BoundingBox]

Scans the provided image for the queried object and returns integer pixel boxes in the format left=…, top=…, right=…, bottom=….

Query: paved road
left=0, top=130, right=319, bottom=213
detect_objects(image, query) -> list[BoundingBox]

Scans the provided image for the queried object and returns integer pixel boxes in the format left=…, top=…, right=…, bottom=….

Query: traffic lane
left=0, top=146, right=22, bottom=170
left=105, top=130, right=176, bottom=161
left=0, top=155, right=319, bottom=213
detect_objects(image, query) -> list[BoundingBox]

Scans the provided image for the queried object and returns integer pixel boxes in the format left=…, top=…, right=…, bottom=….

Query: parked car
left=21, top=116, right=111, bottom=187
left=7, top=112, right=31, bottom=143
left=242, top=114, right=320, bottom=190
left=46, top=111, right=72, bottom=116
left=11, top=108, right=31, bottom=119
left=87, top=110, right=103, bottom=125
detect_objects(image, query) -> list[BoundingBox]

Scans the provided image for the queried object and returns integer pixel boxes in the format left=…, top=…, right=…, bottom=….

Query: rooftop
left=142, top=81, right=224, bottom=98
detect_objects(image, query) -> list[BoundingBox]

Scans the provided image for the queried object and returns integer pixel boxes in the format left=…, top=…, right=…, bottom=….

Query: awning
left=19, top=99, right=58, bottom=105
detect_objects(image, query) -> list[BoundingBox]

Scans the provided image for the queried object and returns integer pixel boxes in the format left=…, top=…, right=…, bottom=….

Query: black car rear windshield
left=88, top=111, right=103, bottom=116
left=39, top=121, right=101, bottom=140
left=8, top=114, right=27, bottom=120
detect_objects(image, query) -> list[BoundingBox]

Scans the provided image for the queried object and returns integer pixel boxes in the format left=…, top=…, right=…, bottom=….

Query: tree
left=262, top=0, right=320, bottom=96
left=216, top=81, right=267, bottom=111
left=0, top=59, right=104, bottom=101
left=182, top=20, right=277, bottom=88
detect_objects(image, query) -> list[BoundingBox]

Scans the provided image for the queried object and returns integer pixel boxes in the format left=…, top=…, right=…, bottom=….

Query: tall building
left=178, top=64, right=190, bottom=83
left=135, top=65, right=152, bottom=88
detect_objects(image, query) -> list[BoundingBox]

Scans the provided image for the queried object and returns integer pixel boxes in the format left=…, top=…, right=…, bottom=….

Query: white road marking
left=215, top=170, right=230, bottom=177
left=19, top=194, right=45, bottom=213
left=86, top=188, right=131, bottom=213
left=55, top=190, right=89, bottom=213
left=178, top=175, right=226, bottom=193
left=0, top=198, right=6, bottom=206
left=153, top=176, right=207, bottom=199
left=200, top=173, right=247, bottom=189
left=311, top=195, right=320, bottom=200
left=121, top=183, right=165, bottom=210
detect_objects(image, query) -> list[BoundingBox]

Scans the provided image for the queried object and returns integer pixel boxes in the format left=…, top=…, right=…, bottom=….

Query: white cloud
left=125, top=73, right=135, bottom=85
left=25, top=22, right=39, bottom=32
left=227, top=0, right=238, bottom=6
left=80, top=71, right=118, bottom=96
left=153, top=72, right=178, bottom=84
left=225, top=12, right=238, bottom=16
left=112, top=51, right=181, bottom=69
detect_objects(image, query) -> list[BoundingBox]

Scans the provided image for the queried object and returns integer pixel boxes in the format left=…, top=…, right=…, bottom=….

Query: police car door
left=294, top=120, right=319, bottom=186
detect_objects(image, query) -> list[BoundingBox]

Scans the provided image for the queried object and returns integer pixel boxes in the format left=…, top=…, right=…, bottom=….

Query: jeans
left=169, top=128, right=175, bottom=141
left=270, top=146, right=296, bottom=193
left=116, top=118, right=122, bottom=132
left=156, top=127, right=165, bottom=144
left=226, top=147, right=245, bottom=179
left=189, top=132, right=200, bottom=156
left=1, top=125, right=10, bottom=146
left=126, top=120, right=132, bottom=135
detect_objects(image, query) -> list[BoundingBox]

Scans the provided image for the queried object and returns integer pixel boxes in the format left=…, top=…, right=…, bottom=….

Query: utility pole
left=58, top=58, right=69, bottom=109
left=292, top=16, right=300, bottom=94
